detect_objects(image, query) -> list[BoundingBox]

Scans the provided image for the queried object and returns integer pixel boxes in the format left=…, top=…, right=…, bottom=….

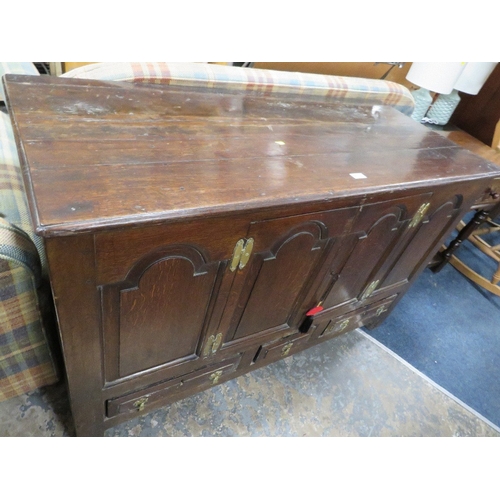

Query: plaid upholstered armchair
left=0, top=62, right=415, bottom=402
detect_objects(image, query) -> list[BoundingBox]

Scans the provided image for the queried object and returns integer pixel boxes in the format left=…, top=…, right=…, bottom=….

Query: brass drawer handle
left=209, top=370, right=223, bottom=385
left=376, top=306, right=388, bottom=317
left=339, top=319, right=349, bottom=332
left=338, top=319, right=350, bottom=332
left=133, top=397, right=149, bottom=412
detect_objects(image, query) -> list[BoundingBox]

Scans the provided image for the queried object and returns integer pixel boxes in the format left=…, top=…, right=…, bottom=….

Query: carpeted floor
left=0, top=329, right=498, bottom=437
left=366, top=216, right=500, bottom=428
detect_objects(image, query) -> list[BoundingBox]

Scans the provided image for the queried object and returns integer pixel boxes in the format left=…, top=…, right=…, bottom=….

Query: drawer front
left=473, top=177, right=500, bottom=206
left=254, top=333, right=311, bottom=364
left=106, top=355, right=241, bottom=417
left=316, top=294, right=398, bottom=339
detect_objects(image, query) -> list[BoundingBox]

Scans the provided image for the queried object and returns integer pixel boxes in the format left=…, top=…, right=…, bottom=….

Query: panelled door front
left=96, top=217, right=250, bottom=383
left=215, top=206, right=360, bottom=347
left=96, top=190, right=463, bottom=385
left=318, top=193, right=435, bottom=311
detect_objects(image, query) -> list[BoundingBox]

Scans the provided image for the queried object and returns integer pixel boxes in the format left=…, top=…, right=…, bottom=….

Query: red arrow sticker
left=306, top=306, right=324, bottom=316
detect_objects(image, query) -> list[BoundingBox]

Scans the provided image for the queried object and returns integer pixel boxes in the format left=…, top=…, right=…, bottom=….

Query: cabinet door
left=319, top=193, right=433, bottom=311
left=377, top=193, right=464, bottom=290
left=102, top=248, right=220, bottom=379
left=217, top=207, right=359, bottom=345
left=96, top=217, right=249, bottom=382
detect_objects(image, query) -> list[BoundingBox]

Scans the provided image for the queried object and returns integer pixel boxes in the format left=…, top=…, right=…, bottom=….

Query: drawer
left=254, top=333, right=310, bottom=364
left=473, top=177, right=500, bottom=206
left=106, top=355, right=241, bottom=417
left=318, top=294, right=398, bottom=339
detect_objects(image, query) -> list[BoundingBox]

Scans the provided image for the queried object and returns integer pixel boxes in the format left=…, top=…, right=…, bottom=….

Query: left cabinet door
left=95, top=217, right=249, bottom=382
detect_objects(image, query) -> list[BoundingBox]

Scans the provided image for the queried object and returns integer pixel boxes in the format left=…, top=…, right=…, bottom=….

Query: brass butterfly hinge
left=281, top=342, right=294, bottom=357
left=229, top=238, right=254, bottom=272
left=203, top=332, right=223, bottom=357
left=360, top=280, right=379, bottom=301
left=409, top=202, right=431, bottom=228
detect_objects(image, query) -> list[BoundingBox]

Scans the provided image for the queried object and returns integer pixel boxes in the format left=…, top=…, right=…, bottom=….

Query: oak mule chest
left=5, top=74, right=500, bottom=436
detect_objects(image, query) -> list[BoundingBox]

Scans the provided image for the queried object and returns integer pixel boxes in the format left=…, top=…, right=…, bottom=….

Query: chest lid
left=4, top=74, right=500, bottom=237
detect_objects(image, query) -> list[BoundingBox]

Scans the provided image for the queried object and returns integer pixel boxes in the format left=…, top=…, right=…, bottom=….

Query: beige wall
left=62, top=62, right=97, bottom=73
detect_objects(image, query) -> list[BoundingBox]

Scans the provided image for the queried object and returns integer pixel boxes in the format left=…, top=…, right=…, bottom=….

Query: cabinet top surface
left=4, top=74, right=500, bottom=236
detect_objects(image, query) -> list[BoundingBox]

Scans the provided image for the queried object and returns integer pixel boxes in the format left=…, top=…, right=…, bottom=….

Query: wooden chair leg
left=448, top=255, right=500, bottom=297
left=435, top=200, right=500, bottom=294
left=492, top=262, right=500, bottom=286
left=492, top=119, right=500, bottom=152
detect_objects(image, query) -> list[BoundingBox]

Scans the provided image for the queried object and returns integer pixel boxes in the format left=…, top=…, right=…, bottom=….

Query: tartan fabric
left=0, top=111, right=47, bottom=271
left=0, top=263, right=57, bottom=400
left=0, top=103, right=57, bottom=401
left=62, top=62, right=415, bottom=116
left=0, top=62, right=38, bottom=101
left=0, top=217, right=41, bottom=287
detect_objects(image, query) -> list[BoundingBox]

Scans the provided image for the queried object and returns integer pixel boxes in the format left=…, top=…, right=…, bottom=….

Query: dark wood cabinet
left=4, top=74, right=500, bottom=436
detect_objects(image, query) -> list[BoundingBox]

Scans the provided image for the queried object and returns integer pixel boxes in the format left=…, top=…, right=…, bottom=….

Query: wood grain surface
left=5, top=74, right=500, bottom=237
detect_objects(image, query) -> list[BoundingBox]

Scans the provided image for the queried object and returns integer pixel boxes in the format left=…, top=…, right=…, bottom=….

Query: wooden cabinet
left=96, top=191, right=464, bottom=388
left=50, top=184, right=489, bottom=435
left=4, top=74, right=500, bottom=436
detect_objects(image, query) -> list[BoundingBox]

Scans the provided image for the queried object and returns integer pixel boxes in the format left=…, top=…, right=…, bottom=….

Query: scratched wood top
left=4, top=74, right=500, bottom=236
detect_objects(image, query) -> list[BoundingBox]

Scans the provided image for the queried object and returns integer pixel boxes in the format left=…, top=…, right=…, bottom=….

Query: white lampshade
left=406, top=62, right=467, bottom=94
left=454, top=62, right=497, bottom=95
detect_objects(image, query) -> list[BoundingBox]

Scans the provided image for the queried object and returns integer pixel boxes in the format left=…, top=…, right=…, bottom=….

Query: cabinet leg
left=67, top=387, right=106, bottom=437
left=73, top=420, right=106, bottom=437
left=45, top=235, right=106, bottom=438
